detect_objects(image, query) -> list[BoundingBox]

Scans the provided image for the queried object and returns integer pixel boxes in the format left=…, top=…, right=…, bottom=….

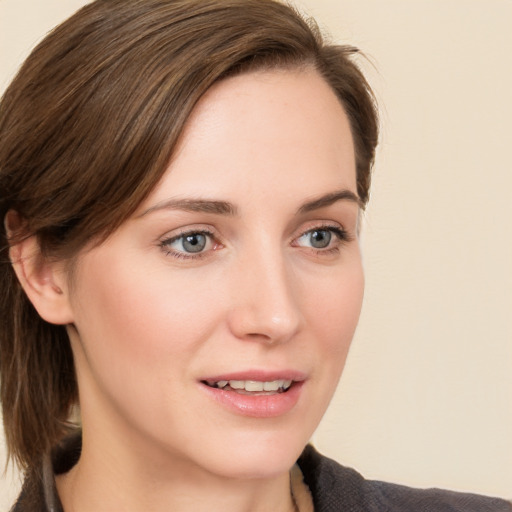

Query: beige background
left=1, top=0, right=511, bottom=508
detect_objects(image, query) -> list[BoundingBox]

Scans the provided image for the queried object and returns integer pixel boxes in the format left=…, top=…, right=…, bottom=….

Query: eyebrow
left=297, top=189, right=361, bottom=213
left=139, top=198, right=238, bottom=217
left=140, top=189, right=360, bottom=218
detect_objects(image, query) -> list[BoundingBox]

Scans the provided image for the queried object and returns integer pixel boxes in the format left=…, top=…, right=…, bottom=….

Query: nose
left=227, top=247, right=302, bottom=345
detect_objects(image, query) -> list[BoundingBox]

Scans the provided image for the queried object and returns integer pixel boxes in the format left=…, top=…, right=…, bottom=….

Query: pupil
left=183, top=234, right=206, bottom=253
left=311, top=230, right=331, bottom=248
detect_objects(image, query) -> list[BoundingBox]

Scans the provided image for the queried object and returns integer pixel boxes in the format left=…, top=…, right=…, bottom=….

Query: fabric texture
left=12, top=436, right=512, bottom=512
left=297, top=445, right=512, bottom=512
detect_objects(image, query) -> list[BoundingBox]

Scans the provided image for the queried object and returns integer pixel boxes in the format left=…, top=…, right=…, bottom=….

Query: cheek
left=302, top=258, right=364, bottom=390
left=306, top=259, right=364, bottom=347
left=73, top=258, right=214, bottom=350
left=67, top=251, right=230, bottom=435
left=68, top=254, right=225, bottom=407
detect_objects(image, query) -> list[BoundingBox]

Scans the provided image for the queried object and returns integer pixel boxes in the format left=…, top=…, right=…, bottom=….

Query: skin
left=29, top=68, right=365, bottom=512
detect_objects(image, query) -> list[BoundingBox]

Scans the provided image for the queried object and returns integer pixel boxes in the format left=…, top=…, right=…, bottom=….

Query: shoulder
left=297, top=445, right=512, bottom=512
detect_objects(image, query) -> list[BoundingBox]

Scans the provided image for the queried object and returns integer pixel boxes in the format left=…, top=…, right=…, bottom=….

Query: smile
left=199, top=373, right=305, bottom=418
left=204, top=379, right=293, bottom=393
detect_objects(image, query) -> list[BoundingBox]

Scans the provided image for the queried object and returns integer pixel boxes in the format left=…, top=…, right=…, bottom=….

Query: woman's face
left=65, top=68, right=364, bottom=479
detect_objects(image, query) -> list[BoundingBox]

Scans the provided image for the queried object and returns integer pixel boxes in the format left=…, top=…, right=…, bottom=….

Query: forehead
left=142, top=68, right=357, bottom=208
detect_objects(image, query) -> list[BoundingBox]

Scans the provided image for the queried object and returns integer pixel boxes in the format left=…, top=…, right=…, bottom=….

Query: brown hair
left=0, top=0, right=378, bottom=471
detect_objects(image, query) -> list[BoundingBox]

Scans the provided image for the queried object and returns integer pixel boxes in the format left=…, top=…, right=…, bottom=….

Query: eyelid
left=293, top=219, right=351, bottom=239
left=162, top=225, right=215, bottom=240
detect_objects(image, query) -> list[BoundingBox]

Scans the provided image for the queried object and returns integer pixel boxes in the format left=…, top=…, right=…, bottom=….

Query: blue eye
left=307, top=229, right=332, bottom=248
left=180, top=233, right=208, bottom=253
left=295, top=226, right=347, bottom=250
left=162, top=231, right=214, bottom=256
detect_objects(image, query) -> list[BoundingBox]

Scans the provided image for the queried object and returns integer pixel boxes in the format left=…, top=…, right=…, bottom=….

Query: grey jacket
left=298, top=445, right=512, bottom=512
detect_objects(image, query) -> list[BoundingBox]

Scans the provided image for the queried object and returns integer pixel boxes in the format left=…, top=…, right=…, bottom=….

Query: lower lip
left=200, top=382, right=304, bottom=418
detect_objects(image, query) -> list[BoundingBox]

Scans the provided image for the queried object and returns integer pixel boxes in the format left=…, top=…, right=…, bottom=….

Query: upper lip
left=200, top=369, right=307, bottom=384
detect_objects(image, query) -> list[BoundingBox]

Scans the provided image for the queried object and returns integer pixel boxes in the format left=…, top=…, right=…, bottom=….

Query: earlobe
left=5, top=211, right=74, bottom=325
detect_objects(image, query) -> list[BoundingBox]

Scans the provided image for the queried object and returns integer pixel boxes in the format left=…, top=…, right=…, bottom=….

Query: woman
left=0, top=1, right=510, bottom=511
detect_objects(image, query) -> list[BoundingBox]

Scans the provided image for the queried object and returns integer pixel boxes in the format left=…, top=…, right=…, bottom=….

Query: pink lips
left=199, top=370, right=306, bottom=418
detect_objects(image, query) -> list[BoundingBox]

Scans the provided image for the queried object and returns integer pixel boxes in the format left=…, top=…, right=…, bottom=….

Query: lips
left=199, top=370, right=306, bottom=417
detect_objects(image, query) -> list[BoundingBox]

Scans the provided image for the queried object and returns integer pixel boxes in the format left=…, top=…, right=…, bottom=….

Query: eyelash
left=159, top=224, right=351, bottom=260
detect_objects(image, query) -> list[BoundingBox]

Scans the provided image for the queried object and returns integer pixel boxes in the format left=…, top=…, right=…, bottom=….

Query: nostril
left=228, top=311, right=300, bottom=345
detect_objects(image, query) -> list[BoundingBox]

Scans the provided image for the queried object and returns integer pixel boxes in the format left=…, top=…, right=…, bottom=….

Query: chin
left=184, top=427, right=310, bottom=480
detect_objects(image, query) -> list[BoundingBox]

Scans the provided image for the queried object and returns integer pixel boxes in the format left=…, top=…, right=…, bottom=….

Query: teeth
left=263, top=380, right=281, bottom=391
left=213, top=379, right=293, bottom=392
left=229, top=380, right=245, bottom=390
left=245, top=381, right=264, bottom=392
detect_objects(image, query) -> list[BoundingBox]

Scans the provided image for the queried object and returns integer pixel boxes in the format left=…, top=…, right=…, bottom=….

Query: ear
left=5, top=211, right=74, bottom=325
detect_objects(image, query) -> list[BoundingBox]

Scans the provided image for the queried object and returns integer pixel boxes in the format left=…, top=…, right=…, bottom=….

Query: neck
left=56, top=431, right=296, bottom=512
